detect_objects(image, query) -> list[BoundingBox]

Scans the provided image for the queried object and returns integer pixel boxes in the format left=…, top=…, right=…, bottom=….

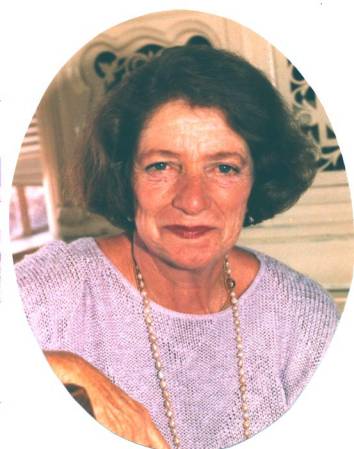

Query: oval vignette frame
left=2, top=4, right=354, bottom=449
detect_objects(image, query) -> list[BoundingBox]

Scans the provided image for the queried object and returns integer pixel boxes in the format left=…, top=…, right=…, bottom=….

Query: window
left=10, top=185, right=48, bottom=239
left=11, top=114, right=50, bottom=261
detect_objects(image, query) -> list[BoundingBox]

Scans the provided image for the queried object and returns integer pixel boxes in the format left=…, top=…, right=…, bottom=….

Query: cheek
left=133, top=180, right=172, bottom=237
left=134, top=175, right=175, bottom=214
left=134, top=201, right=161, bottom=245
left=218, top=178, right=252, bottom=209
left=134, top=192, right=157, bottom=223
left=219, top=183, right=252, bottom=233
left=135, top=172, right=173, bottom=196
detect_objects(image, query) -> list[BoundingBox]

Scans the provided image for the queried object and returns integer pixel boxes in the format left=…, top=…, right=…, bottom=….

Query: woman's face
left=133, top=99, right=254, bottom=270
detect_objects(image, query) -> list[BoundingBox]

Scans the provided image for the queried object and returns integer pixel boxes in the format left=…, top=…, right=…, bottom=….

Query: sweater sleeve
left=15, top=240, right=84, bottom=350
left=279, top=272, right=339, bottom=407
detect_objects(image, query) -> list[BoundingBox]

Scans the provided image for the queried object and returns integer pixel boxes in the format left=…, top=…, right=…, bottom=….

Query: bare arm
left=44, top=351, right=170, bottom=449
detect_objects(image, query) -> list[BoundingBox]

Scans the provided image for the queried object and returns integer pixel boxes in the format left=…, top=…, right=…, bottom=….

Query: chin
left=138, top=230, right=230, bottom=270
left=160, top=244, right=225, bottom=271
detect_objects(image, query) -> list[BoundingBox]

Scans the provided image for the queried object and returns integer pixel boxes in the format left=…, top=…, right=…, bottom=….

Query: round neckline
left=89, top=236, right=267, bottom=320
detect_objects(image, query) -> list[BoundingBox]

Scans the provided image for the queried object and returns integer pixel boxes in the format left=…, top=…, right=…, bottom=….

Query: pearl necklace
left=133, top=254, right=251, bottom=448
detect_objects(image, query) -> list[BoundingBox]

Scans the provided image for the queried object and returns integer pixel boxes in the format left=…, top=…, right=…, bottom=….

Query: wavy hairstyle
left=73, top=45, right=318, bottom=231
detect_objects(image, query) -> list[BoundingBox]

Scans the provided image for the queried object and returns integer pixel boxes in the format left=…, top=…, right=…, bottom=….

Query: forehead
left=138, top=99, right=249, bottom=155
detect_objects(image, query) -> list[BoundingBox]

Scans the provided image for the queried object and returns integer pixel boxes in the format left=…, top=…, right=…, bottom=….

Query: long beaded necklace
left=133, top=253, right=251, bottom=448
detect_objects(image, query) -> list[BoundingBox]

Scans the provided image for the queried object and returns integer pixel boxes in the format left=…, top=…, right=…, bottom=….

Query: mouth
left=164, top=225, right=215, bottom=239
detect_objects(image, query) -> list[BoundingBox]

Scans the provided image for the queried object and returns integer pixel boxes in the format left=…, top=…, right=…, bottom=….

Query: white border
left=1, top=1, right=353, bottom=449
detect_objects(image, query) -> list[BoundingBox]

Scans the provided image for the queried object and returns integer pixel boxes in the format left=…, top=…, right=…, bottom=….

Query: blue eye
left=218, top=164, right=239, bottom=174
left=146, top=162, right=168, bottom=171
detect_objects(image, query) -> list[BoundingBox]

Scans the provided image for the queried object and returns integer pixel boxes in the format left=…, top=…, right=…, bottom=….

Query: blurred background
left=10, top=10, right=353, bottom=314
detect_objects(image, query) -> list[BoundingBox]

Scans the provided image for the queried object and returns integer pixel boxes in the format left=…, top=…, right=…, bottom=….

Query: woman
left=16, top=46, right=338, bottom=449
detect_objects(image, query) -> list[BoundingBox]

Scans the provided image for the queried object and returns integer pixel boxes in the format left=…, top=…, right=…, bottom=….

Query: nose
left=172, top=173, right=211, bottom=215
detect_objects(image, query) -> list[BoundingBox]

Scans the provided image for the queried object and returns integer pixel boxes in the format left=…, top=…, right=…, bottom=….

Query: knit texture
left=15, top=237, right=338, bottom=449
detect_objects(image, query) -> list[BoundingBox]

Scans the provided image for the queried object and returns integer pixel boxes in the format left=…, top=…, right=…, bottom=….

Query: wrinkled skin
left=45, top=351, right=171, bottom=449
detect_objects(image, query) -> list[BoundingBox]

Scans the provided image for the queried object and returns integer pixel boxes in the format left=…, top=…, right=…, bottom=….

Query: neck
left=132, top=234, right=229, bottom=314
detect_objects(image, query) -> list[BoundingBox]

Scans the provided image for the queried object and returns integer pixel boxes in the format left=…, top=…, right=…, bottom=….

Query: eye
left=217, top=164, right=240, bottom=175
left=145, top=162, right=169, bottom=172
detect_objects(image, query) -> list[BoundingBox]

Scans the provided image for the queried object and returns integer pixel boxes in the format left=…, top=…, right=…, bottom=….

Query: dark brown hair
left=74, top=45, right=317, bottom=231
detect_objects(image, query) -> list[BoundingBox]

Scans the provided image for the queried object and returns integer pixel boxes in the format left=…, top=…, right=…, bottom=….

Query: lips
left=164, top=225, right=215, bottom=239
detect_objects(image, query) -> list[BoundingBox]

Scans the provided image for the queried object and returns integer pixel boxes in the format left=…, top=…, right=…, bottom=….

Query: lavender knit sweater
left=15, top=237, right=338, bottom=449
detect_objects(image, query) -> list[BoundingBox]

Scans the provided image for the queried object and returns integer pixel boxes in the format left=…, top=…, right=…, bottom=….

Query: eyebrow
left=206, top=151, right=247, bottom=162
left=137, top=149, right=179, bottom=161
left=137, top=149, right=248, bottom=163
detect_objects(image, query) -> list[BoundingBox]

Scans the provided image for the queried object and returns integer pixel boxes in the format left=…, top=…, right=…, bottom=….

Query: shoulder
left=15, top=237, right=97, bottom=288
left=244, top=247, right=338, bottom=348
left=14, top=237, right=104, bottom=348
left=14, top=237, right=105, bottom=310
left=258, top=251, right=338, bottom=365
left=236, top=246, right=337, bottom=311
left=263, top=252, right=337, bottom=315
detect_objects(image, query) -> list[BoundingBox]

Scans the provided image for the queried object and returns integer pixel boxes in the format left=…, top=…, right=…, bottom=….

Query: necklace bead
left=134, top=253, right=252, bottom=447
left=162, top=390, right=170, bottom=400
